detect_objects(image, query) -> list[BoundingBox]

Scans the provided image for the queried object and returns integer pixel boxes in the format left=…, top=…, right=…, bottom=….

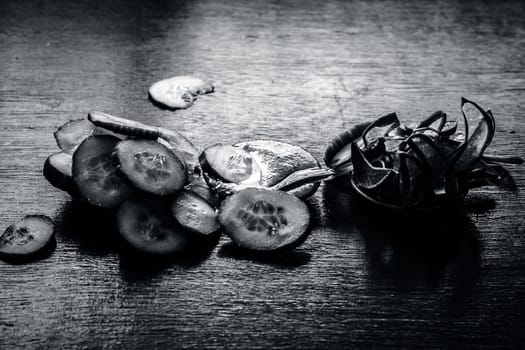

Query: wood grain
left=0, top=0, right=524, bottom=348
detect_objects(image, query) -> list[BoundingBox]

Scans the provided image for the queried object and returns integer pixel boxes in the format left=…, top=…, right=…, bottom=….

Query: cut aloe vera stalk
left=171, top=191, right=220, bottom=236
left=417, top=110, right=446, bottom=131
left=219, top=188, right=310, bottom=251
left=148, top=76, right=214, bottom=110
left=398, top=153, right=424, bottom=207
left=200, top=144, right=262, bottom=185
left=362, top=112, right=400, bottom=146
left=118, top=198, right=189, bottom=255
left=72, top=135, right=132, bottom=209
left=453, top=98, right=495, bottom=173
left=0, top=215, right=55, bottom=262
left=43, top=152, right=79, bottom=197
left=88, top=111, right=200, bottom=171
left=114, top=139, right=187, bottom=196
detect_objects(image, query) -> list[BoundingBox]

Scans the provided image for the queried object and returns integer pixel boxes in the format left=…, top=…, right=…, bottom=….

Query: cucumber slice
left=148, top=76, right=214, bottom=110
left=200, top=144, right=262, bottom=185
left=43, top=152, right=79, bottom=197
left=0, top=215, right=55, bottom=262
left=114, top=139, right=187, bottom=196
left=54, top=119, right=97, bottom=154
left=219, top=188, right=310, bottom=251
left=72, top=135, right=132, bottom=209
left=171, top=191, right=220, bottom=236
left=117, top=198, right=189, bottom=255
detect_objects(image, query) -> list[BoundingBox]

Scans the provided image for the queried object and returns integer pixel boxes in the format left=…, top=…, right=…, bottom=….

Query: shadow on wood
left=323, top=180, right=483, bottom=290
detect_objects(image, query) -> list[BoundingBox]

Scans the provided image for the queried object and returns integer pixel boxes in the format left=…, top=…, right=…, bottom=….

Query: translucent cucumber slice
left=114, top=139, right=187, bottom=196
left=0, top=215, right=55, bottom=262
left=43, top=152, right=79, bottom=197
left=200, top=144, right=262, bottom=185
left=118, top=198, right=189, bottom=255
left=171, top=191, right=220, bottom=236
left=72, top=135, right=132, bottom=209
left=219, top=188, right=310, bottom=251
left=148, top=76, right=214, bottom=110
left=54, top=119, right=98, bottom=154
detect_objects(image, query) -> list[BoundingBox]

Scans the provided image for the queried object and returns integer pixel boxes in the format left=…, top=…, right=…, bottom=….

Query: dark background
left=1, top=0, right=524, bottom=348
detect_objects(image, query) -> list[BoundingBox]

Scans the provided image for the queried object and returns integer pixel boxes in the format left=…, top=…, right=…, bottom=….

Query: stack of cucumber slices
left=37, top=112, right=319, bottom=259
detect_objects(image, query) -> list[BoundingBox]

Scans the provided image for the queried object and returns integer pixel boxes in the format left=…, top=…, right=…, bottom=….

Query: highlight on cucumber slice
left=200, top=144, right=262, bottom=185
left=148, top=76, right=214, bottom=110
left=0, top=215, right=55, bottom=262
left=72, top=135, right=132, bottom=209
left=43, top=152, right=79, bottom=197
left=54, top=118, right=98, bottom=154
left=114, top=139, right=187, bottom=196
left=219, top=188, right=310, bottom=251
left=117, top=198, right=189, bottom=255
left=171, top=190, right=220, bottom=236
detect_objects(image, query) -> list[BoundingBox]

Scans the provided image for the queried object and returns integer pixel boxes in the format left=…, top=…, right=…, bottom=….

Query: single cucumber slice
left=219, top=188, right=310, bottom=251
left=171, top=190, right=220, bottom=236
left=200, top=144, right=262, bottom=185
left=43, top=152, right=79, bottom=197
left=148, top=76, right=214, bottom=110
left=54, top=119, right=98, bottom=154
left=72, top=135, right=132, bottom=209
left=114, top=139, right=187, bottom=196
left=185, top=180, right=221, bottom=208
left=0, top=215, right=55, bottom=262
left=117, top=198, right=189, bottom=255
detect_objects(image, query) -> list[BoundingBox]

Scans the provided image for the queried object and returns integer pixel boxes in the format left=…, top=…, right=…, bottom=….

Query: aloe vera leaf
left=440, top=121, right=458, bottom=139
left=362, top=112, right=400, bottom=147
left=481, top=154, right=524, bottom=165
left=445, top=98, right=470, bottom=168
left=397, top=152, right=424, bottom=207
left=417, top=110, right=446, bottom=131
left=351, top=142, right=396, bottom=190
left=452, top=98, right=496, bottom=173
left=324, top=122, right=370, bottom=167
left=406, top=133, right=445, bottom=181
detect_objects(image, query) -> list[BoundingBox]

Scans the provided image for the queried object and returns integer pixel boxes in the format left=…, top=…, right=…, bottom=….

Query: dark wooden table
left=1, top=0, right=524, bottom=348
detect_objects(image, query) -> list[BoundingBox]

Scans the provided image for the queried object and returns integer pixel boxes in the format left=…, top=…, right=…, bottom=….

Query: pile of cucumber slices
left=33, top=112, right=318, bottom=260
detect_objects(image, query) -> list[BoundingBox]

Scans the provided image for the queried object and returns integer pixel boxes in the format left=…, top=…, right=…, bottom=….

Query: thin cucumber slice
left=148, top=76, right=214, bottom=110
left=171, top=191, right=220, bottom=236
left=114, top=139, right=187, bottom=196
left=54, top=119, right=98, bottom=154
left=0, top=215, right=55, bottom=262
left=219, top=188, right=310, bottom=251
left=200, top=144, right=262, bottom=185
left=117, top=198, right=189, bottom=255
left=43, top=152, right=79, bottom=197
left=72, top=135, right=132, bottom=209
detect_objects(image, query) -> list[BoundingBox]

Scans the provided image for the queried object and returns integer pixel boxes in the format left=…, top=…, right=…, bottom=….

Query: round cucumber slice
left=114, top=139, right=187, bottom=196
left=219, top=188, right=311, bottom=251
left=0, top=215, right=55, bottom=262
left=43, top=152, right=79, bottom=197
left=54, top=118, right=98, bottom=154
left=117, top=198, right=189, bottom=255
left=171, top=191, right=220, bottom=236
left=148, top=76, right=214, bottom=110
left=200, top=144, right=262, bottom=185
left=72, top=135, right=132, bottom=209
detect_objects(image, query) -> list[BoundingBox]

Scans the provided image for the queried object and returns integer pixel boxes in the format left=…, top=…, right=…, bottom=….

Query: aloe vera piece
left=440, top=121, right=458, bottom=139
left=406, top=133, right=445, bottom=182
left=362, top=112, right=400, bottom=146
left=452, top=98, right=496, bottom=173
left=324, top=122, right=370, bottom=167
left=417, top=110, right=447, bottom=131
left=351, top=142, right=396, bottom=190
left=398, top=152, right=424, bottom=207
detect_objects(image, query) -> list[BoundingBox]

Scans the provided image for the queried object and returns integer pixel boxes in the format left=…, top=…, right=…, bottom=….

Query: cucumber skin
left=0, top=215, right=56, bottom=264
left=43, top=153, right=81, bottom=198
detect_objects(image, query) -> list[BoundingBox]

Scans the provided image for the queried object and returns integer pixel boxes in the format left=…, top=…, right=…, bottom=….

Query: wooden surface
left=1, top=0, right=524, bottom=348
